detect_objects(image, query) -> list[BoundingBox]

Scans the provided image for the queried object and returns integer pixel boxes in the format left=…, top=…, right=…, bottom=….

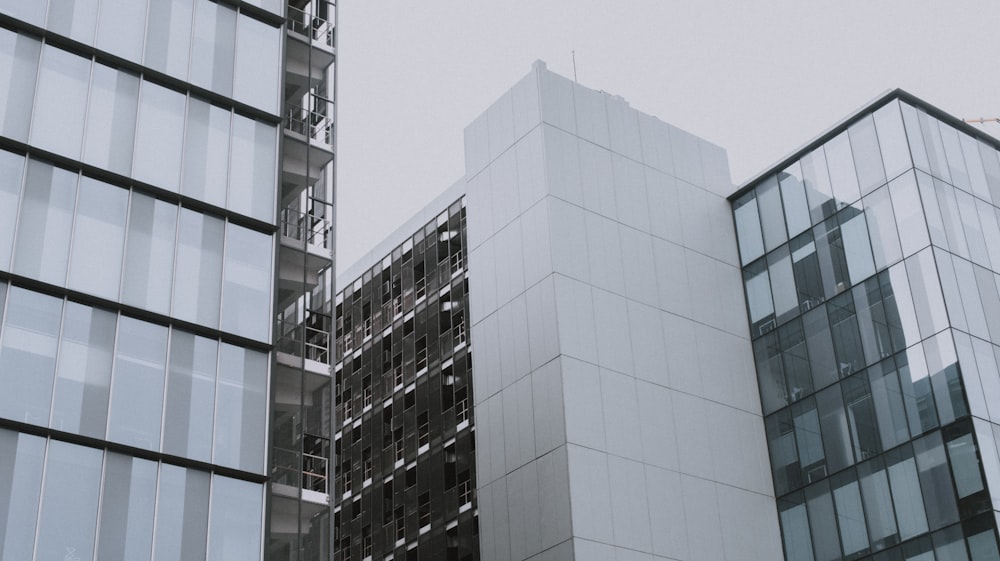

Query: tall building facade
left=732, top=92, right=1000, bottom=560
left=0, top=1, right=336, bottom=560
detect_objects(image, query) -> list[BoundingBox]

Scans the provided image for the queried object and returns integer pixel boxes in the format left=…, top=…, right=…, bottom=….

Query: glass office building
left=733, top=91, right=1000, bottom=561
left=0, top=1, right=336, bottom=560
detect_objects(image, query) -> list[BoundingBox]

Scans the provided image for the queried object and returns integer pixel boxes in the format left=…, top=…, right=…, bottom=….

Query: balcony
left=287, top=4, right=335, bottom=51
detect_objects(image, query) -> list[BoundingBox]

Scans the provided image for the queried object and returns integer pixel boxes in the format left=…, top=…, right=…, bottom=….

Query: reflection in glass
left=108, top=317, right=167, bottom=450
left=899, top=103, right=930, bottom=174
left=215, top=344, right=268, bottom=473
left=0, top=150, right=24, bottom=270
left=229, top=115, right=278, bottom=222
left=734, top=192, right=764, bottom=265
left=805, top=480, right=840, bottom=561
left=898, top=346, right=938, bottom=436
left=191, top=0, right=236, bottom=95
left=839, top=210, right=875, bottom=286
left=208, top=476, right=264, bottom=560
left=790, top=233, right=824, bottom=312
left=848, top=115, right=887, bottom=196
left=960, top=133, right=991, bottom=202
left=222, top=226, right=272, bottom=341
left=863, top=186, right=902, bottom=271
left=164, top=332, right=217, bottom=462
left=885, top=445, right=928, bottom=540
left=781, top=162, right=811, bottom=237
left=802, top=147, right=835, bottom=224
left=979, top=141, right=1000, bottom=203
left=0, top=287, right=62, bottom=425
left=858, top=457, right=899, bottom=551
left=923, top=331, right=965, bottom=426
left=758, top=175, right=788, bottom=252
left=918, top=109, right=950, bottom=183
left=767, top=410, right=799, bottom=495
left=97, top=453, right=157, bottom=561
left=51, top=302, right=116, bottom=438
left=831, top=471, right=870, bottom=559
left=868, top=359, right=910, bottom=451
left=173, top=209, right=224, bottom=328
left=817, top=384, right=852, bottom=473
left=182, top=98, right=230, bottom=207
left=13, top=160, right=77, bottom=286
left=912, top=432, right=959, bottom=531
left=779, top=494, right=815, bottom=561
left=887, top=172, right=929, bottom=258
left=83, top=64, right=140, bottom=176
left=769, top=247, right=797, bottom=326
left=0, top=429, right=45, bottom=561
left=133, top=81, right=186, bottom=192
left=792, top=398, right=826, bottom=485
left=234, top=16, right=281, bottom=112
left=745, top=257, right=774, bottom=337
left=828, top=291, right=864, bottom=378
left=843, top=373, right=881, bottom=461
left=803, top=305, right=837, bottom=391
left=873, top=101, right=911, bottom=182
left=939, top=123, right=971, bottom=193
left=0, top=27, right=40, bottom=142
left=67, top=177, right=129, bottom=300
left=122, top=193, right=177, bottom=315
left=47, top=0, right=100, bottom=45
left=155, top=464, right=210, bottom=561
left=905, top=249, right=949, bottom=340
left=780, top=319, right=812, bottom=402
left=31, top=45, right=90, bottom=158
left=0, top=0, right=48, bottom=26
left=754, top=331, right=785, bottom=414
left=35, top=441, right=102, bottom=561
left=145, top=0, right=194, bottom=78
left=825, top=131, right=861, bottom=210
left=95, top=0, right=148, bottom=61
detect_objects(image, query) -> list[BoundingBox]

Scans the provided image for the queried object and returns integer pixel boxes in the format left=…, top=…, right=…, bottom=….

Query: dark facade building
left=732, top=91, right=1000, bottom=561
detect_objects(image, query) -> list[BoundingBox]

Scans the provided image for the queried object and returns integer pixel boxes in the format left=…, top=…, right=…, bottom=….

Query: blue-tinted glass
left=939, top=123, right=971, bottom=193
left=790, top=232, right=824, bottom=312
left=13, top=160, right=77, bottom=286
left=858, top=457, right=899, bottom=551
left=918, top=109, right=950, bottom=183
left=899, top=102, right=930, bottom=174
left=0, top=28, right=41, bottom=142
left=888, top=171, right=929, bottom=259
left=754, top=331, right=786, bottom=414
left=780, top=318, right=812, bottom=402
left=803, top=305, right=838, bottom=391
left=831, top=470, right=870, bottom=559
left=163, top=331, right=217, bottom=462
left=779, top=494, right=815, bottom=561
left=828, top=292, right=864, bottom=378
left=0, top=287, right=62, bottom=425
left=214, top=344, right=267, bottom=473
left=868, top=359, right=910, bottom=450
left=863, top=186, right=902, bottom=271
left=791, top=398, right=827, bottom=485
left=208, top=476, right=263, bottom=560
left=842, top=372, right=881, bottom=462
left=817, top=383, right=852, bottom=473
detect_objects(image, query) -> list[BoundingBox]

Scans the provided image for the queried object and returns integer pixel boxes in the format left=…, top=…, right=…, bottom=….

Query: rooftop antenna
left=571, top=50, right=578, bottom=83
left=965, top=117, right=1000, bottom=125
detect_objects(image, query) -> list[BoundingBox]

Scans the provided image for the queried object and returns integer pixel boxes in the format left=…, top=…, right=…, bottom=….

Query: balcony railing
left=287, top=4, right=335, bottom=49
left=278, top=313, right=331, bottom=364
left=273, top=436, right=330, bottom=495
left=285, top=104, right=334, bottom=146
left=281, top=207, right=332, bottom=250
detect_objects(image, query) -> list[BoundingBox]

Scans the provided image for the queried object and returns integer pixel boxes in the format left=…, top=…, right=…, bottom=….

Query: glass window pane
left=940, top=123, right=971, bottom=193
left=817, top=383, right=852, bottom=473
left=734, top=192, right=764, bottom=265
left=898, top=345, right=938, bottom=436
left=0, top=0, right=48, bottom=26
left=746, top=256, right=775, bottom=336
left=961, top=134, right=991, bottom=202
left=122, top=193, right=177, bottom=315
left=182, top=98, right=230, bottom=207
left=754, top=332, right=786, bottom=414
left=0, top=286, right=62, bottom=425
left=233, top=16, right=280, bottom=113
left=47, top=0, right=100, bottom=44
left=976, top=198, right=1000, bottom=270
left=781, top=318, right=813, bottom=403
left=13, top=160, right=77, bottom=286
left=885, top=261, right=921, bottom=348
left=843, top=372, right=881, bottom=462
left=769, top=246, right=797, bottom=325
left=885, top=445, right=929, bottom=540
left=840, top=210, right=876, bottom=286
left=854, top=278, right=892, bottom=366
left=913, top=431, right=959, bottom=531
left=814, top=217, right=850, bottom=299
left=915, top=170, right=947, bottom=249
left=945, top=431, right=983, bottom=500
left=67, top=177, right=128, bottom=300
left=932, top=525, right=969, bottom=561
left=980, top=142, right=1000, bottom=204
left=899, top=102, right=930, bottom=174
left=757, top=175, right=787, bottom=252
left=828, top=292, right=864, bottom=378
left=30, top=44, right=90, bottom=158
left=173, top=209, right=224, bottom=328
left=766, top=410, right=800, bottom=495
left=190, top=0, right=235, bottom=95
left=802, top=147, right=836, bottom=224
left=228, top=115, right=277, bottom=222
left=905, top=249, right=949, bottom=340
left=825, top=131, right=861, bottom=209
left=51, top=302, right=116, bottom=438
left=779, top=494, right=816, bottom=561
left=214, top=343, right=267, bottom=473
left=95, top=0, right=148, bottom=61
left=864, top=186, right=902, bottom=271
left=918, top=110, right=950, bottom=183
left=831, top=471, right=870, bottom=558
left=923, top=331, right=965, bottom=426
left=849, top=114, right=887, bottom=196
left=208, top=476, right=263, bottom=561
left=97, top=453, right=157, bottom=561
left=83, top=64, right=139, bottom=176
left=108, top=317, right=167, bottom=450
left=888, top=171, right=929, bottom=258
left=805, top=481, right=840, bottom=561
left=956, top=189, right=989, bottom=266
left=133, top=81, right=186, bottom=192
left=868, top=359, right=910, bottom=451
left=874, top=100, right=912, bottom=182
left=35, top=440, right=103, bottom=561
left=164, top=331, right=217, bottom=462
left=803, top=305, right=838, bottom=391
left=222, top=225, right=272, bottom=341
left=145, top=0, right=193, bottom=78
left=952, top=256, right=988, bottom=340
left=0, top=429, right=46, bottom=561
left=155, top=465, right=210, bottom=561
left=0, top=28, right=40, bottom=142
left=792, top=398, right=827, bottom=485
left=790, top=232, right=824, bottom=312
left=858, top=457, right=899, bottom=551
left=0, top=150, right=25, bottom=270
left=781, top=160, right=811, bottom=237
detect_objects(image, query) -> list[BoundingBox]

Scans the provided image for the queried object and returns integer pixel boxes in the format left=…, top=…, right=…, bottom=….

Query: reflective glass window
left=825, top=131, right=861, bottom=209
left=95, top=0, right=148, bottom=61
left=975, top=266, right=1000, bottom=343
left=67, top=177, right=128, bottom=300
left=108, top=317, right=167, bottom=450
left=939, top=123, right=971, bottom=193
left=164, top=331, right=217, bottom=463
left=831, top=470, right=870, bottom=558
left=241, top=0, right=282, bottom=15
left=828, top=291, right=864, bottom=378
left=915, top=171, right=947, bottom=249
left=899, top=102, right=930, bottom=174
left=842, top=372, right=881, bottom=462
left=868, top=359, right=910, bottom=451
left=873, top=101, right=912, bottom=182
left=222, top=225, right=272, bottom=341
left=208, top=476, right=263, bottom=561
left=30, top=44, right=90, bottom=158
left=0, top=0, right=48, bottom=26
left=858, top=457, right=899, bottom=551
left=864, top=186, right=902, bottom=271
left=817, top=383, right=852, bottom=473
left=122, top=193, right=177, bottom=315
left=769, top=246, right=797, bottom=326
left=805, top=480, right=840, bottom=561
left=951, top=256, right=988, bottom=340
left=47, top=0, right=99, bottom=44
left=840, top=209, right=875, bottom=286
left=755, top=332, right=786, bottom=413
left=173, top=209, right=224, bottom=328
left=145, top=0, right=194, bottom=78
left=0, top=429, right=45, bottom=561
left=878, top=269, right=908, bottom=352
left=51, top=302, right=115, bottom=438
left=757, top=175, right=787, bottom=252
left=923, top=331, right=965, bottom=426
left=0, top=150, right=25, bottom=270
left=913, top=432, right=959, bottom=531
left=918, top=110, right=950, bottom=183
left=228, top=115, right=277, bottom=222
left=966, top=519, right=1000, bottom=561
left=932, top=180, right=968, bottom=259
left=182, top=98, right=230, bottom=207
left=83, top=64, right=139, bottom=176
left=13, top=161, right=77, bottom=286
left=778, top=494, right=815, bottom=561
left=234, top=16, right=281, bottom=113
left=191, top=0, right=236, bottom=95
left=814, top=217, right=851, bottom=299
left=781, top=161, right=811, bottom=237
left=898, top=346, right=938, bottom=436
left=944, top=430, right=983, bottom=500
left=35, top=441, right=102, bottom=561
left=803, top=305, right=837, bottom=391
left=854, top=278, right=892, bottom=366
left=888, top=172, right=929, bottom=258
left=975, top=198, right=1000, bottom=269
left=133, top=81, right=186, bottom=192
left=980, top=142, right=1000, bottom=203
left=885, top=445, right=929, bottom=540
left=97, top=453, right=157, bottom=561
left=960, top=134, right=991, bottom=202
left=802, top=147, right=836, bottom=224
left=973, top=418, right=1000, bottom=510
left=885, top=262, right=921, bottom=348
left=0, top=287, right=62, bottom=425
left=734, top=191, right=764, bottom=265
left=849, top=114, right=887, bottom=196
left=780, top=318, right=812, bottom=402
left=214, top=343, right=267, bottom=473
left=933, top=525, right=969, bottom=561
left=956, top=189, right=989, bottom=266
left=0, top=28, right=40, bottom=142
left=905, top=249, right=949, bottom=340
left=790, top=233, right=824, bottom=312
left=766, top=410, right=799, bottom=495
left=154, top=464, right=210, bottom=561
left=745, top=258, right=774, bottom=337
left=792, top=398, right=827, bottom=485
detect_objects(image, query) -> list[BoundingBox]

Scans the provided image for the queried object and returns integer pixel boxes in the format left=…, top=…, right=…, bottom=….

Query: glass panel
left=97, top=453, right=157, bottom=561
left=734, top=192, right=764, bottom=265
left=154, top=464, right=210, bottom=561
left=781, top=162, right=811, bottom=237
left=932, top=525, right=969, bottom=561
left=885, top=445, right=928, bottom=540
left=956, top=189, right=989, bottom=266
left=905, top=249, right=949, bottom=340
left=173, top=209, right=224, bottom=328
left=67, top=177, right=128, bottom=300
left=831, top=470, right=870, bottom=558
left=849, top=114, right=887, bottom=195
left=980, top=142, right=1000, bottom=204
left=814, top=217, right=851, bottom=299
left=35, top=440, right=103, bottom=561
left=0, top=287, right=62, bottom=425
left=107, top=317, right=167, bottom=450
left=898, top=346, right=938, bottom=436
left=233, top=16, right=280, bottom=113
left=0, top=429, right=45, bottom=561
left=182, top=98, right=230, bottom=207
left=122, top=193, right=177, bottom=315
left=51, top=302, right=116, bottom=438
left=228, top=115, right=277, bottom=222
left=0, top=150, right=25, bottom=270
left=828, top=291, right=864, bottom=378
left=843, top=372, right=881, bottom=462
left=745, top=259, right=774, bottom=337
left=47, top=0, right=100, bottom=45
left=30, top=44, right=90, bottom=158
left=163, top=331, right=217, bottom=463
left=900, top=536, right=935, bottom=561
left=805, top=480, right=840, bottom=561
left=916, top=171, right=947, bottom=249
left=95, top=0, right=148, bottom=60
left=766, top=411, right=799, bottom=495
left=976, top=198, right=1000, bottom=270
left=854, top=278, right=892, bottom=366
left=923, top=331, right=965, bottom=426
left=817, top=383, right=852, bottom=473
left=0, top=0, right=48, bottom=26
left=858, top=457, right=899, bottom=551
left=945, top=431, right=983, bottom=500
left=952, top=256, right=988, bottom=340
left=214, top=343, right=267, bottom=473
left=754, top=331, right=785, bottom=414
left=889, top=171, right=930, bottom=258
left=913, top=432, right=959, bottom=531
left=918, top=109, right=950, bottom=183
left=83, top=63, right=139, bottom=176
left=145, top=0, right=194, bottom=78
left=190, top=0, right=236, bottom=95
left=940, top=124, right=971, bottom=193
left=757, top=175, right=787, bottom=252
left=874, top=100, right=912, bottom=182
left=840, top=209, right=876, bottom=285
left=790, top=232, right=824, bottom=312
left=885, top=262, right=922, bottom=348
left=13, top=160, right=77, bottom=286
left=868, top=359, right=910, bottom=451
left=780, top=318, right=813, bottom=403
left=792, top=398, right=827, bottom=485
left=779, top=494, right=816, bottom=561
left=803, top=146, right=836, bottom=224
left=769, top=246, right=798, bottom=325
left=221, top=225, right=272, bottom=341
left=826, top=131, right=861, bottom=209
left=803, top=305, right=838, bottom=391
left=864, top=186, right=902, bottom=271
left=960, top=133, right=991, bottom=202
left=208, top=476, right=263, bottom=561
left=133, top=81, right=186, bottom=192
left=899, top=102, right=930, bottom=174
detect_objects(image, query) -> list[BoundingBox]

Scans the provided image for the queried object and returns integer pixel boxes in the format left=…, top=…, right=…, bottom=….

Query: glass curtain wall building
left=0, top=0, right=336, bottom=560
left=732, top=91, right=1000, bottom=561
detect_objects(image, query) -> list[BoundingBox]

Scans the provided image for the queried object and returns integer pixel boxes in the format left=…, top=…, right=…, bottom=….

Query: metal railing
left=273, top=437, right=330, bottom=494
left=280, top=207, right=332, bottom=250
left=285, top=103, right=334, bottom=146
left=286, top=4, right=335, bottom=49
left=278, top=313, right=331, bottom=364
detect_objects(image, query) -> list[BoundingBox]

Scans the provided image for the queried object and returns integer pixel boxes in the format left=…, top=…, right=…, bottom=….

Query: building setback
left=0, top=1, right=336, bottom=560
left=732, top=92, right=1000, bottom=560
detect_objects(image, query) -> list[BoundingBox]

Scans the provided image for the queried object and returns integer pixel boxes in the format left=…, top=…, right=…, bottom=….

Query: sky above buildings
left=336, top=0, right=1000, bottom=273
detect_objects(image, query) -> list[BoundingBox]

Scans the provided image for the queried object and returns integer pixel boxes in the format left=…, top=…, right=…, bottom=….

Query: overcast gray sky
left=335, top=0, right=1000, bottom=273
